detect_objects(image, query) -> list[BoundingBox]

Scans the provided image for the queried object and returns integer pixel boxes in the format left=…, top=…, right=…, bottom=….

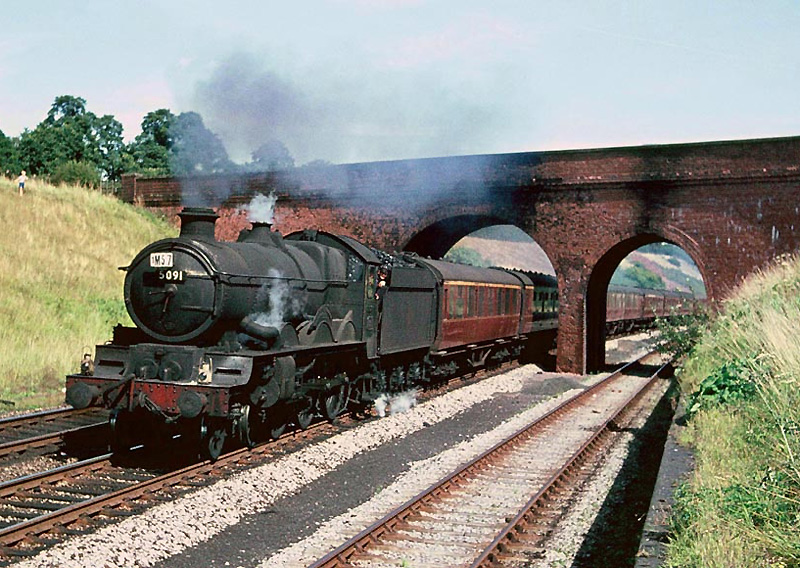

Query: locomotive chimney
left=248, top=221, right=273, bottom=242
left=239, top=220, right=285, bottom=248
left=178, top=207, right=218, bottom=240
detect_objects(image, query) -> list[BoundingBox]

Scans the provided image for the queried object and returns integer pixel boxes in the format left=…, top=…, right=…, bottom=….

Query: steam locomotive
left=65, top=206, right=691, bottom=459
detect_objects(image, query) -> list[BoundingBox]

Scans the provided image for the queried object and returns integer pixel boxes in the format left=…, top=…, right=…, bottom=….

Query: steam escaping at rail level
left=246, top=192, right=278, bottom=225
left=374, top=390, right=419, bottom=418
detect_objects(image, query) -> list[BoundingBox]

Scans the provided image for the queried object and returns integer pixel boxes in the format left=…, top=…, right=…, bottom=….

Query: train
left=65, top=206, right=695, bottom=459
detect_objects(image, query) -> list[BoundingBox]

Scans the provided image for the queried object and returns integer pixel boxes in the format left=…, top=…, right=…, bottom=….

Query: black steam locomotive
left=66, top=206, right=696, bottom=459
left=66, top=207, right=560, bottom=458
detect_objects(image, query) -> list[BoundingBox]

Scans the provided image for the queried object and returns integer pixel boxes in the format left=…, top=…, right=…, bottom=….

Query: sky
left=2, top=0, right=799, bottom=165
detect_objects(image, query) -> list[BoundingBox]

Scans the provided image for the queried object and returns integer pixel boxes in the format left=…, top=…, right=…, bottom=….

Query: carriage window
left=447, top=286, right=465, bottom=319
left=455, top=286, right=465, bottom=318
left=467, top=286, right=477, bottom=317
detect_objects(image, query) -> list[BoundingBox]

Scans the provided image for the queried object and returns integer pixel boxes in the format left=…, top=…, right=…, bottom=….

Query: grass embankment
left=0, top=178, right=175, bottom=409
left=667, top=255, right=800, bottom=567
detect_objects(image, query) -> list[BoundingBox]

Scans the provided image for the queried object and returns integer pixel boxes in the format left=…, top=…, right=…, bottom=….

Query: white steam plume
left=247, top=192, right=278, bottom=224
left=251, top=268, right=304, bottom=329
left=374, top=390, right=418, bottom=418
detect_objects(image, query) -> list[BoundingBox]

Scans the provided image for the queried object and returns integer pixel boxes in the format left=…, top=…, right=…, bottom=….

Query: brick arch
left=124, top=135, right=800, bottom=373
left=403, top=214, right=518, bottom=259
left=584, top=231, right=709, bottom=371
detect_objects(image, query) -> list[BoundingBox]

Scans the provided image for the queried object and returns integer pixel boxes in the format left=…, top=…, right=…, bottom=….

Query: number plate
left=157, top=269, right=185, bottom=282
left=150, top=252, right=174, bottom=268
left=143, top=270, right=185, bottom=286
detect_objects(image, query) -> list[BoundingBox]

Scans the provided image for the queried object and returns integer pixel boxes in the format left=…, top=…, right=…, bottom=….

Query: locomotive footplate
left=66, top=373, right=235, bottom=418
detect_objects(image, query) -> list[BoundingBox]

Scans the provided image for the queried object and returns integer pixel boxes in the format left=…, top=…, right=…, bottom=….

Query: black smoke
left=191, top=52, right=505, bottom=166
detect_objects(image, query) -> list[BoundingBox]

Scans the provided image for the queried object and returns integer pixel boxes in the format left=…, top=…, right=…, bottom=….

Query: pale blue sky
left=2, top=0, right=798, bottom=164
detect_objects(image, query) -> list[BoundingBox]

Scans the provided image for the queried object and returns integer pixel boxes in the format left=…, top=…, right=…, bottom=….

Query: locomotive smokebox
left=178, top=207, right=218, bottom=240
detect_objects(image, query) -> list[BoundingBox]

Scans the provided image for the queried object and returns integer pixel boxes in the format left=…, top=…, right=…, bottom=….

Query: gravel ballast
left=14, top=365, right=592, bottom=568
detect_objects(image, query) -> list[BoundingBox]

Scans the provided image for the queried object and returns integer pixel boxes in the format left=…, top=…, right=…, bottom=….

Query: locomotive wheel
left=296, top=405, right=315, bottom=430
left=200, top=418, right=226, bottom=461
left=109, top=410, right=135, bottom=453
left=236, top=405, right=260, bottom=449
left=323, top=383, right=350, bottom=421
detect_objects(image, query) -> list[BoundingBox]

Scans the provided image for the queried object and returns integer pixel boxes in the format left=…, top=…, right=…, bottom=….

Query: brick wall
left=123, top=135, right=800, bottom=373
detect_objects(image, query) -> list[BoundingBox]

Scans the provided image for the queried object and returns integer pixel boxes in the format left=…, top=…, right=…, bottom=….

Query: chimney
left=241, top=221, right=284, bottom=247
left=248, top=221, right=273, bottom=241
left=178, top=207, right=218, bottom=240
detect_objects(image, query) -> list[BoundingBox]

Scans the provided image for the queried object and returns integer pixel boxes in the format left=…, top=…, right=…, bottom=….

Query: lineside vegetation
left=664, top=254, right=800, bottom=567
left=0, top=177, right=175, bottom=409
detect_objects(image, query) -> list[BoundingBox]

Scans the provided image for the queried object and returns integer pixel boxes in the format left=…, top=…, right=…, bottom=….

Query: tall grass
left=667, top=254, right=800, bottom=567
left=0, top=177, right=175, bottom=409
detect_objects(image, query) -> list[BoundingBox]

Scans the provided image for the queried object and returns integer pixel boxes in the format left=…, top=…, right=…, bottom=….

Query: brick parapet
left=123, top=135, right=800, bottom=373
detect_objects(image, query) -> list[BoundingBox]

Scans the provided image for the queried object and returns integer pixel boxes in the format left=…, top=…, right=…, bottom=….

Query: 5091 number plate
left=157, top=269, right=184, bottom=282
left=143, top=269, right=185, bottom=286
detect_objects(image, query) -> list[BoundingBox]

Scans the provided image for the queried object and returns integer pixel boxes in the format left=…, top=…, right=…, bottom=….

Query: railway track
left=0, top=348, right=662, bottom=564
left=0, top=360, right=527, bottom=562
left=307, top=352, right=672, bottom=568
left=0, top=408, right=109, bottom=459
left=0, top=426, right=321, bottom=562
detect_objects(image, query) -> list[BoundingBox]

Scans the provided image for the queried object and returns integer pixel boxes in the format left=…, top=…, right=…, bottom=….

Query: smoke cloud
left=193, top=52, right=507, bottom=166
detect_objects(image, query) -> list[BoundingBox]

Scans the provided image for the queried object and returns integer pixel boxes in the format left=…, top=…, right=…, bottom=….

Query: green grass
left=666, top=254, right=800, bottom=567
left=0, top=177, right=175, bottom=409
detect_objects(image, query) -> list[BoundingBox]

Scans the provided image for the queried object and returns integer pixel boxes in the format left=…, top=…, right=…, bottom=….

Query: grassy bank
left=0, top=177, right=175, bottom=409
left=667, top=255, right=800, bottom=567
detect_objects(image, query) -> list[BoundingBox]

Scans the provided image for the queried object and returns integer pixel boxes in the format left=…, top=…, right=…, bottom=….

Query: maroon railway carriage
left=413, top=260, right=559, bottom=369
left=417, top=259, right=529, bottom=350
left=606, top=284, right=696, bottom=335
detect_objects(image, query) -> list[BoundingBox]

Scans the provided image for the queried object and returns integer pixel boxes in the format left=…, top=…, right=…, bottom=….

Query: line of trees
left=0, top=95, right=313, bottom=187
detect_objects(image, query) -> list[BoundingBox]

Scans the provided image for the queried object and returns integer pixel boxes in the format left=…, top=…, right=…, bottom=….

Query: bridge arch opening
left=443, top=225, right=556, bottom=276
left=404, top=215, right=519, bottom=260
left=586, top=235, right=707, bottom=371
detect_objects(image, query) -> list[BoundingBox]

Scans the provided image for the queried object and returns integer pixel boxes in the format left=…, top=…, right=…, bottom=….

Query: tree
left=50, top=160, right=101, bottom=188
left=128, top=109, right=175, bottom=176
left=93, top=114, right=127, bottom=181
left=41, top=95, right=97, bottom=166
left=251, top=139, right=294, bottom=171
left=444, top=247, right=488, bottom=267
left=16, top=95, right=130, bottom=181
left=0, top=129, right=20, bottom=176
left=45, top=95, right=88, bottom=123
left=128, top=109, right=236, bottom=177
left=168, top=112, right=233, bottom=175
left=622, top=262, right=665, bottom=289
left=139, top=108, right=175, bottom=149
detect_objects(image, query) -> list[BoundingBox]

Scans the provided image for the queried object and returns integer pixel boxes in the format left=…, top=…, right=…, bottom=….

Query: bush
left=623, top=261, right=665, bottom=288
left=444, top=246, right=488, bottom=267
left=650, top=306, right=710, bottom=359
left=50, top=160, right=100, bottom=188
left=685, top=359, right=757, bottom=415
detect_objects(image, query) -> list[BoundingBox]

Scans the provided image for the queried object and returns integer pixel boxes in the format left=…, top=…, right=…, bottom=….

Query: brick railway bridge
left=121, top=135, right=800, bottom=374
